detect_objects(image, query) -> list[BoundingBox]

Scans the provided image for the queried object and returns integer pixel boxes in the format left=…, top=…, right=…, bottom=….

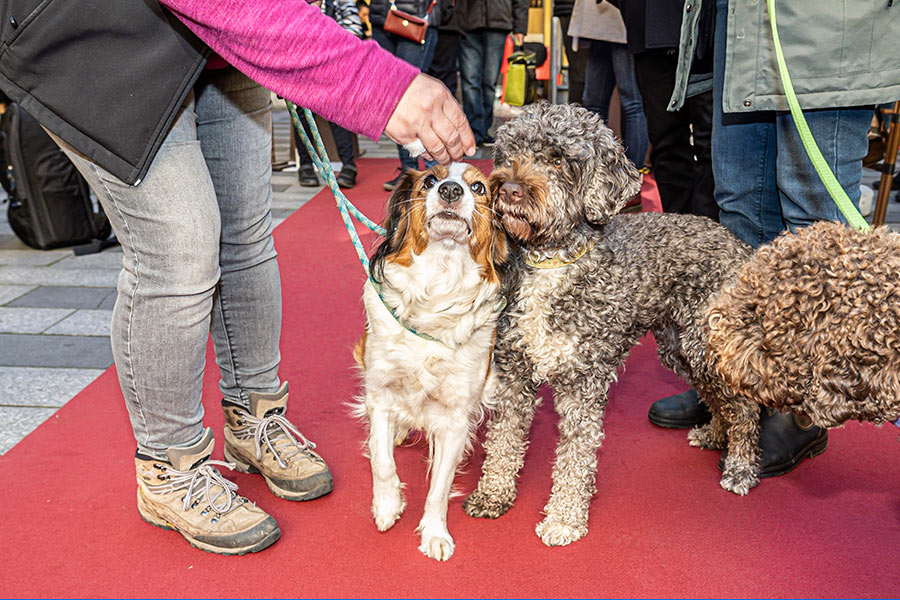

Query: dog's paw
left=463, top=489, right=513, bottom=519
left=688, top=422, right=725, bottom=450
left=719, top=463, right=759, bottom=496
left=372, top=490, right=406, bottom=531
left=418, top=529, right=455, bottom=562
left=535, top=517, right=587, bottom=547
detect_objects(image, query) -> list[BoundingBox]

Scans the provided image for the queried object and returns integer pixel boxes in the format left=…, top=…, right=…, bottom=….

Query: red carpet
left=1, top=158, right=898, bottom=598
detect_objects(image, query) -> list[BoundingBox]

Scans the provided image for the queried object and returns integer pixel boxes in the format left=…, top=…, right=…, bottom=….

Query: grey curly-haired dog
left=702, top=220, right=900, bottom=495
left=462, top=103, right=750, bottom=546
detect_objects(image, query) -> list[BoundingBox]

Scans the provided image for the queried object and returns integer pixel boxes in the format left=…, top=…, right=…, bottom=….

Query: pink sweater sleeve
left=160, top=0, right=419, bottom=141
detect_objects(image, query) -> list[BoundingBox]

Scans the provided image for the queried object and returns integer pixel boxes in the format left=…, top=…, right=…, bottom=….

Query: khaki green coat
left=670, top=0, right=900, bottom=113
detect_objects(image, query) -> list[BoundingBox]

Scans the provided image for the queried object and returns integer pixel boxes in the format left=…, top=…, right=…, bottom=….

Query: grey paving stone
left=271, top=208, right=293, bottom=220
left=43, top=309, right=112, bottom=336
left=7, top=286, right=115, bottom=309
left=0, top=235, right=28, bottom=250
left=53, top=249, right=124, bottom=270
left=0, top=284, right=35, bottom=306
left=0, top=266, right=118, bottom=287
left=0, top=334, right=113, bottom=368
left=0, top=406, right=57, bottom=455
left=0, top=307, right=74, bottom=334
left=272, top=183, right=291, bottom=193
left=0, top=366, right=104, bottom=407
left=0, top=249, right=70, bottom=266
left=98, top=289, right=118, bottom=310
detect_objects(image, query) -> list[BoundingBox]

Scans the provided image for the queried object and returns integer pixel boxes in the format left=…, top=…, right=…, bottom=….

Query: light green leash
left=284, top=101, right=447, bottom=344
left=766, top=0, right=870, bottom=231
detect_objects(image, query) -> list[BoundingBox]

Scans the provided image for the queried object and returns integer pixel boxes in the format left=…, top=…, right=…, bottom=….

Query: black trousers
left=557, top=14, right=588, bottom=106
left=294, top=116, right=356, bottom=168
left=427, top=29, right=461, bottom=96
left=633, top=50, right=717, bottom=220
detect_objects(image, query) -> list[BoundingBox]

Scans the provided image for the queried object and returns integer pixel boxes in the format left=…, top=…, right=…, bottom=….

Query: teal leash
left=285, top=101, right=444, bottom=344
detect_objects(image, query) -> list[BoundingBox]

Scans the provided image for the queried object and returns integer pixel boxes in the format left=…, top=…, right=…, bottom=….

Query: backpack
left=1, top=103, right=112, bottom=251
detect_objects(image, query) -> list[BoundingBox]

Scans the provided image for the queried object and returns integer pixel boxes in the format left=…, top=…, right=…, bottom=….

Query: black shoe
left=718, top=408, right=828, bottom=478
left=481, top=135, right=495, bottom=148
left=648, top=389, right=712, bottom=429
left=298, top=164, right=319, bottom=187
left=383, top=169, right=404, bottom=191
left=337, top=165, right=357, bottom=189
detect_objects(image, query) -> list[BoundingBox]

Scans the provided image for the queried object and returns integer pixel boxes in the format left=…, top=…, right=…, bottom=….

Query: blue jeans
left=459, top=29, right=508, bottom=144
left=53, top=68, right=281, bottom=458
left=372, top=26, right=438, bottom=171
left=583, top=40, right=649, bottom=168
left=712, top=0, right=871, bottom=248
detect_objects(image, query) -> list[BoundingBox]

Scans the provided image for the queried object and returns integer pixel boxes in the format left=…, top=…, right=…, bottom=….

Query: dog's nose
left=438, top=181, right=463, bottom=204
left=499, top=181, right=524, bottom=202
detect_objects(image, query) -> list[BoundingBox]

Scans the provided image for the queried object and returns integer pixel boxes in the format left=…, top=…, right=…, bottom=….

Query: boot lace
left=142, top=460, right=241, bottom=515
left=234, top=411, right=320, bottom=469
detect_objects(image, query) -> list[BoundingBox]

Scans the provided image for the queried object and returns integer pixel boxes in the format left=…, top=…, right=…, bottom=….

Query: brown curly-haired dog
left=702, top=220, right=900, bottom=495
left=462, top=103, right=751, bottom=546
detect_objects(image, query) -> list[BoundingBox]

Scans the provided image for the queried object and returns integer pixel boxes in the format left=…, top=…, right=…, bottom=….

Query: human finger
left=419, top=125, right=451, bottom=165
left=441, top=94, right=476, bottom=156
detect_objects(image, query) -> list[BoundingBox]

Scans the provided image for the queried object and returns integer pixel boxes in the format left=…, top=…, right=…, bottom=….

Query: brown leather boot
left=135, top=428, right=280, bottom=555
left=223, top=382, right=333, bottom=501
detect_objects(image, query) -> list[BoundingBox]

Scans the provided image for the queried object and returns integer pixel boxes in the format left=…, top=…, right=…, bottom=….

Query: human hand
left=514, top=33, right=525, bottom=46
left=384, top=73, right=476, bottom=165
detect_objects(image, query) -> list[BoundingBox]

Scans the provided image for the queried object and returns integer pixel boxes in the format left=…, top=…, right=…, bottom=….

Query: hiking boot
left=337, top=164, right=358, bottom=189
left=135, top=427, right=280, bottom=555
left=223, top=382, right=333, bottom=501
left=298, top=163, right=319, bottom=187
left=383, top=168, right=404, bottom=191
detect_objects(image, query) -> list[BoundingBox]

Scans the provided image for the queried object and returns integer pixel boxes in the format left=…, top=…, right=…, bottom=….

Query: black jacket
left=455, top=0, right=529, bottom=35
left=0, top=0, right=208, bottom=185
left=617, top=0, right=684, bottom=54
left=369, top=0, right=444, bottom=28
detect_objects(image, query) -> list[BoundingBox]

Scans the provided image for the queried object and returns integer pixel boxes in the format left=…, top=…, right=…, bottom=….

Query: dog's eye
left=471, top=181, right=486, bottom=195
left=553, top=157, right=563, bottom=169
left=423, top=174, right=438, bottom=189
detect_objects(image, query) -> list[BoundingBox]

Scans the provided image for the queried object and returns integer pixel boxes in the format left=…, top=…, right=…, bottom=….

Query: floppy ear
left=369, top=169, right=423, bottom=281
left=584, top=141, right=642, bottom=224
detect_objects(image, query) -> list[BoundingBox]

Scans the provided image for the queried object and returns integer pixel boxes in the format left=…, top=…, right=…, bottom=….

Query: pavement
left=1, top=102, right=898, bottom=455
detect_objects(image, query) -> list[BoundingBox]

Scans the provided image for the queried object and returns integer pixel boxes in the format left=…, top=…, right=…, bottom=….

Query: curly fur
left=704, top=220, right=900, bottom=495
left=463, top=103, right=752, bottom=546
left=353, top=163, right=508, bottom=561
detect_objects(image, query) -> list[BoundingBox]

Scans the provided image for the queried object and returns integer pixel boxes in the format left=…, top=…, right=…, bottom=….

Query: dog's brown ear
left=369, top=169, right=422, bottom=280
left=584, top=143, right=642, bottom=224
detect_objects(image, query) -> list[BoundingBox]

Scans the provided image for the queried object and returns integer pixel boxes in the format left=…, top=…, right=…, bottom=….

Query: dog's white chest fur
left=514, top=267, right=578, bottom=382
left=361, top=244, right=499, bottom=429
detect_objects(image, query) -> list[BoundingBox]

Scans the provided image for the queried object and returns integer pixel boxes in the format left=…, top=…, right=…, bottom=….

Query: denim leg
left=459, top=30, right=487, bottom=142
left=52, top=94, right=221, bottom=458
left=195, top=68, right=282, bottom=408
left=609, top=42, right=649, bottom=167
left=422, top=27, right=439, bottom=73
left=775, top=107, right=871, bottom=236
left=583, top=41, right=616, bottom=122
left=713, top=0, right=779, bottom=248
left=481, top=30, right=508, bottom=138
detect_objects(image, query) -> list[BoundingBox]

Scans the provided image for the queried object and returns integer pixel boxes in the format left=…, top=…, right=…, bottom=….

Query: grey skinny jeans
left=54, top=68, right=282, bottom=459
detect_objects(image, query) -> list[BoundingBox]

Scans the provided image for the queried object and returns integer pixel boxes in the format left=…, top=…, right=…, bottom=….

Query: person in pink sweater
left=29, top=0, right=475, bottom=555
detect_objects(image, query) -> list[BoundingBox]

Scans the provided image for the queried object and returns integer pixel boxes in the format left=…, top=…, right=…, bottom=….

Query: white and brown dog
left=353, top=163, right=508, bottom=561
